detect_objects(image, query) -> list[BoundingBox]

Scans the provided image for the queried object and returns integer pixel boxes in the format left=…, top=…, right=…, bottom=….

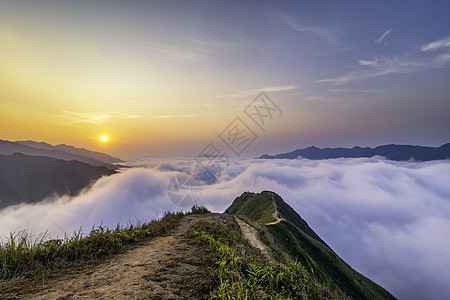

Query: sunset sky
left=1, top=0, right=449, bottom=157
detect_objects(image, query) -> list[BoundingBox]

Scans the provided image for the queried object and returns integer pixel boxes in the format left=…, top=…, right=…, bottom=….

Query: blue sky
left=1, top=2, right=450, bottom=298
left=0, top=0, right=449, bottom=156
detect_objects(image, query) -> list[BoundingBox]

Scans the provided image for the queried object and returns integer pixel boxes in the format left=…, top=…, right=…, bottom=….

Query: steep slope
left=226, top=191, right=327, bottom=246
left=226, top=191, right=396, bottom=300
left=0, top=153, right=116, bottom=209
left=259, top=143, right=450, bottom=161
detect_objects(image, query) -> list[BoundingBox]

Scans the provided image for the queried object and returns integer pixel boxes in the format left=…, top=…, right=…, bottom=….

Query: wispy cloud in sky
left=60, top=111, right=114, bottom=125
left=434, top=52, right=450, bottom=65
left=358, top=59, right=379, bottom=67
left=317, top=35, right=450, bottom=85
left=421, top=36, right=450, bottom=51
left=59, top=111, right=143, bottom=125
left=375, top=28, right=393, bottom=44
left=218, top=85, right=297, bottom=98
left=154, top=114, right=199, bottom=119
left=276, top=13, right=340, bottom=45
left=330, top=89, right=385, bottom=94
left=138, top=43, right=209, bottom=62
left=178, top=36, right=237, bottom=51
left=303, top=95, right=325, bottom=101
left=139, top=36, right=238, bottom=62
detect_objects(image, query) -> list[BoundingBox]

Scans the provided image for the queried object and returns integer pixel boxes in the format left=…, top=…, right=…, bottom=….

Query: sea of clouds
left=1, top=157, right=450, bottom=299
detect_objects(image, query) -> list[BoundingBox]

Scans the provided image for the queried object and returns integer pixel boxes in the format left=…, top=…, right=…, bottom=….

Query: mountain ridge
left=0, top=139, right=122, bottom=170
left=226, top=191, right=396, bottom=299
left=259, top=143, right=450, bottom=161
left=16, top=140, right=122, bottom=164
left=225, top=190, right=328, bottom=247
left=0, top=152, right=116, bottom=209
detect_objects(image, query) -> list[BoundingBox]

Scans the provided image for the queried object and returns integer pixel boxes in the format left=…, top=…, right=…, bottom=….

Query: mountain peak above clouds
left=226, top=191, right=397, bottom=299
left=225, top=190, right=327, bottom=246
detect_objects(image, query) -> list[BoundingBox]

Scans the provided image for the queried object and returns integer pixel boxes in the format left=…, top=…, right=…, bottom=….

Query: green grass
left=267, top=220, right=396, bottom=300
left=225, top=192, right=277, bottom=223
left=225, top=191, right=396, bottom=299
left=0, top=205, right=209, bottom=296
left=188, top=220, right=345, bottom=300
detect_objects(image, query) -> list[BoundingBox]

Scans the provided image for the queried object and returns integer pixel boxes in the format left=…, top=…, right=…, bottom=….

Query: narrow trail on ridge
left=264, top=194, right=285, bottom=226
left=234, top=217, right=272, bottom=259
left=22, top=214, right=232, bottom=300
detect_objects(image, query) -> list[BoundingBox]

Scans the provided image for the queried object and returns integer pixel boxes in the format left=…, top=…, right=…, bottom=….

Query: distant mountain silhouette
left=0, top=153, right=116, bottom=209
left=259, top=143, right=450, bottom=161
left=0, top=140, right=121, bottom=170
left=16, top=140, right=121, bottom=163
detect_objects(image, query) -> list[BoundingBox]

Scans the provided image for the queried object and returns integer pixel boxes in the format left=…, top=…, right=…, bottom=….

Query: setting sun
left=101, top=136, right=108, bottom=142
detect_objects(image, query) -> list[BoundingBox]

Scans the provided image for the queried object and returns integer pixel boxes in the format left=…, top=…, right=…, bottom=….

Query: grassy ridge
left=225, top=191, right=397, bottom=300
left=267, top=221, right=395, bottom=299
left=189, top=220, right=346, bottom=299
left=0, top=206, right=208, bottom=296
left=225, top=192, right=277, bottom=223
left=0, top=212, right=181, bottom=280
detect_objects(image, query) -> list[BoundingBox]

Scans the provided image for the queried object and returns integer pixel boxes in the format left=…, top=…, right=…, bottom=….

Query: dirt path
left=264, top=195, right=285, bottom=226
left=233, top=194, right=283, bottom=259
left=234, top=217, right=272, bottom=258
left=23, top=214, right=231, bottom=300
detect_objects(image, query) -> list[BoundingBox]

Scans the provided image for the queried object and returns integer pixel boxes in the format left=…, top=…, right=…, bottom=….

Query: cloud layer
left=1, top=158, right=450, bottom=299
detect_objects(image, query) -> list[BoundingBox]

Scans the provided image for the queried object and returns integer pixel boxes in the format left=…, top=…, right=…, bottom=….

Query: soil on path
left=234, top=217, right=272, bottom=258
left=21, top=213, right=234, bottom=300
left=264, top=195, right=285, bottom=226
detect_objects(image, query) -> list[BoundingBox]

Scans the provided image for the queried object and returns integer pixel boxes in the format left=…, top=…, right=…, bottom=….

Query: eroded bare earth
left=234, top=217, right=272, bottom=258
